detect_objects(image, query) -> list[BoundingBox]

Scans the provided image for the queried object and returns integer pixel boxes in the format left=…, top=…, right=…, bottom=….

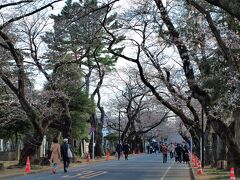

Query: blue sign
left=89, top=127, right=95, bottom=133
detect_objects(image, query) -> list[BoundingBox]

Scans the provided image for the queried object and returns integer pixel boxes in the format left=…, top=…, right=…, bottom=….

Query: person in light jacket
left=50, top=137, right=61, bottom=174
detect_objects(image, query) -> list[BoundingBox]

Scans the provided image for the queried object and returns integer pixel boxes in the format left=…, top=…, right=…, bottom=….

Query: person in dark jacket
left=61, top=138, right=71, bottom=173
left=122, top=142, right=130, bottom=160
left=175, top=144, right=183, bottom=163
left=182, top=144, right=190, bottom=163
left=116, top=143, right=122, bottom=160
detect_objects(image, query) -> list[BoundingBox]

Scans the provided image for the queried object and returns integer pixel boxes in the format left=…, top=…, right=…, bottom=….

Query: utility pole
left=92, top=130, right=95, bottom=160
left=201, top=107, right=204, bottom=168
left=118, top=111, right=121, bottom=144
left=90, top=127, right=95, bottom=159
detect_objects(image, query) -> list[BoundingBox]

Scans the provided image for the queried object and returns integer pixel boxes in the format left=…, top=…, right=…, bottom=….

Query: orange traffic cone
left=86, top=153, right=91, bottom=163
left=25, top=156, right=31, bottom=173
left=230, top=167, right=236, bottom=180
left=106, top=152, right=110, bottom=161
left=197, top=160, right=204, bottom=175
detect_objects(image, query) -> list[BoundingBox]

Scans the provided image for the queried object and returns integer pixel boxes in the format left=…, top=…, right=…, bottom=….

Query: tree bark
left=95, top=122, right=104, bottom=156
left=204, top=121, right=214, bottom=166
left=19, top=132, right=44, bottom=165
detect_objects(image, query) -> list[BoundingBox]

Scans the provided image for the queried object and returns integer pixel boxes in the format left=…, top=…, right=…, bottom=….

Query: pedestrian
left=61, top=138, right=72, bottom=173
left=169, top=142, right=175, bottom=159
left=149, top=145, right=153, bottom=154
left=182, top=144, right=190, bottom=163
left=49, top=137, right=61, bottom=174
left=162, top=143, right=168, bottom=163
left=159, top=143, right=163, bottom=153
left=116, top=143, right=122, bottom=160
left=122, top=142, right=130, bottom=160
left=155, top=144, right=159, bottom=154
left=147, top=144, right=150, bottom=154
left=175, top=144, right=183, bottom=163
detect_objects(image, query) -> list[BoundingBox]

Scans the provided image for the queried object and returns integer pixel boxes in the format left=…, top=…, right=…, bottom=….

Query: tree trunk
left=212, top=133, right=218, bottom=167
left=19, top=131, right=44, bottom=165
left=95, top=122, right=103, bottom=157
left=210, top=117, right=240, bottom=168
left=60, top=98, right=72, bottom=140
left=205, top=122, right=214, bottom=166
left=188, top=128, right=200, bottom=157
left=95, top=91, right=105, bottom=157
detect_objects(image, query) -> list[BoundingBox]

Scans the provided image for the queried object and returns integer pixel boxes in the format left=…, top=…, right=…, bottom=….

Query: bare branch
left=0, top=0, right=33, bottom=10
left=0, top=0, right=63, bottom=30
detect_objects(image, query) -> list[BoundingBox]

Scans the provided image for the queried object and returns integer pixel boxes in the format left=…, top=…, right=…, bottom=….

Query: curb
left=0, top=168, right=50, bottom=180
left=189, top=162, right=197, bottom=180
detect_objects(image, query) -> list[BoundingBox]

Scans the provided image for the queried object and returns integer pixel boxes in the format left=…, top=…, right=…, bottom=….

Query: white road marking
left=78, top=171, right=107, bottom=178
left=62, top=173, right=82, bottom=178
left=160, top=162, right=174, bottom=180
left=62, top=170, right=107, bottom=179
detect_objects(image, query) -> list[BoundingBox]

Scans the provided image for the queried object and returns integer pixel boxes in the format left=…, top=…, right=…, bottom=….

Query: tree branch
left=0, top=0, right=63, bottom=30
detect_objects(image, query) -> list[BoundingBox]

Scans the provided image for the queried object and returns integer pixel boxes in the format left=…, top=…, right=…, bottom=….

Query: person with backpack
left=61, top=138, right=72, bottom=173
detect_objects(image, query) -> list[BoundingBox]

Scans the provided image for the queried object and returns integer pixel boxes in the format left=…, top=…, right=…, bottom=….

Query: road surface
left=9, top=153, right=193, bottom=180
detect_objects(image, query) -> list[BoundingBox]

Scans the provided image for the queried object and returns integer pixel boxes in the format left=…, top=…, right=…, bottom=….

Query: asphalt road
left=10, top=154, right=193, bottom=180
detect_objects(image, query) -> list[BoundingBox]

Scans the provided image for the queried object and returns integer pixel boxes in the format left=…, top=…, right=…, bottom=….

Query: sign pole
left=92, top=130, right=95, bottom=160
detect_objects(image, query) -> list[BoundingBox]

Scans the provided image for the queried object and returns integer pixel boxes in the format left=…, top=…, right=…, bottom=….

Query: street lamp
left=118, top=111, right=121, bottom=145
left=201, top=106, right=204, bottom=168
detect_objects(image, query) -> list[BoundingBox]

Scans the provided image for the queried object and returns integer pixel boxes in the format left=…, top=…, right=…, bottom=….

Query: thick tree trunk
left=188, top=128, right=200, bottom=157
left=60, top=97, right=72, bottom=140
left=95, top=122, right=103, bottom=157
left=19, top=131, right=44, bottom=165
left=205, top=122, right=214, bottom=166
left=95, top=91, right=105, bottom=157
left=228, top=108, right=240, bottom=171
left=61, top=115, right=72, bottom=140
left=210, top=117, right=240, bottom=168
left=211, top=133, right=218, bottom=167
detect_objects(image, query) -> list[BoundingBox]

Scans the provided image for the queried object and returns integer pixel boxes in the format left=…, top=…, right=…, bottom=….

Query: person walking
left=162, top=143, right=168, bottom=163
left=49, top=137, right=61, bottom=174
left=175, top=144, right=183, bottom=163
left=147, top=144, right=150, bottom=154
left=182, top=143, right=190, bottom=163
left=122, top=142, right=130, bottom=160
left=169, top=142, right=175, bottom=159
left=116, top=143, right=122, bottom=160
left=61, top=138, right=72, bottom=173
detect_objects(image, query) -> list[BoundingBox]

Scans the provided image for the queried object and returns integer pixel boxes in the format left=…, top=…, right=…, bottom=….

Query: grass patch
left=204, top=168, right=228, bottom=180
left=210, top=175, right=229, bottom=180
left=205, top=168, right=240, bottom=180
left=30, top=165, right=44, bottom=170
left=205, top=168, right=227, bottom=173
